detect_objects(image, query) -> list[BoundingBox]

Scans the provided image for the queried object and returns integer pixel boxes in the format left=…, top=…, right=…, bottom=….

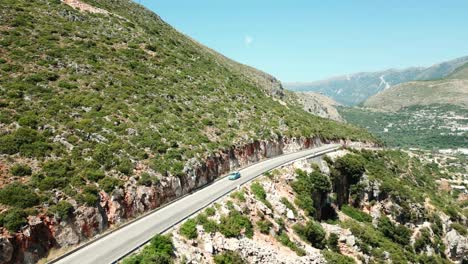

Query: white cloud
left=244, top=35, right=253, bottom=47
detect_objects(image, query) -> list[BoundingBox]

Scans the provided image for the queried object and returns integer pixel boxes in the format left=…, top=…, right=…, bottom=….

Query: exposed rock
left=0, top=237, right=13, bottom=264
left=445, top=229, right=468, bottom=261
left=286, top=209, right=296, bottom=220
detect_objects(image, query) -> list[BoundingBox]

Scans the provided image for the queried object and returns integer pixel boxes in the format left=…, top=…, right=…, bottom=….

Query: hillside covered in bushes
left=0, top=1, right=377, bottom=262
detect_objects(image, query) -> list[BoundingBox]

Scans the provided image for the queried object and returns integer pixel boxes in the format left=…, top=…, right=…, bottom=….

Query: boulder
left=0, top=237, right=13, bottom=264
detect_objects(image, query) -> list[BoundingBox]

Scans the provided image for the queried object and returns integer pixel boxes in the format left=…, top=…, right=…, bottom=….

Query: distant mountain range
left=285, top=56, right=468, bottom=106
left=363, top=62, right=468, bottom=111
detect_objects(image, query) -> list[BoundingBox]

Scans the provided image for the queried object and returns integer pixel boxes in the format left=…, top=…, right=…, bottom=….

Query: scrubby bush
left=219, top=210, right=253, bottom=238
left=327, top=233, right=340, bottom=252
left=293, top=221, right=326, bottom=249
left=276, top=231, right=306, bottom=256
left=18, top=113, right=39, bottom=128
left=84, top=168, right=106, bottom=182
left=42, top=159, right=73, bottom=178
left=322, top=250, right=356, bottom=264
left=250, top=182, right=272, bottom=209
left=98, top=177, right=123, bottom=193
left=117, top=158, right=134, bottom=175
left=214, top=250, right=246, bottom=264
left=179, top=219, right=198, bottom=239
left=137, top=173, right=159, bottom=187
left=122, top=234, right=174, bottom=264
left=205, top=207, right=216, bottom=216
left=0, top=182, right=40, bottom=208
left=280, top=197, right=297, bottom=215
left=341, top=205, right=372, bottom=223
left=10, top=163, right=32, bottom=176
left=78, top=185, right=100, bottom=206
left=414, top=227, right=432, bottom=253
left=256, top=220, right=272, bottom=234
left=251, top=182, right=266, bottom=200
left=230, top=190, right=246, bottom=202
left=50, top=201, right=74, bottom=221
left=195, top=213, right=218, bottom=233
left=1, top=208, right=28, bottom=233
left=450, top=222, right=467, bottom=235
left=377, top=216, right=411, bottom=246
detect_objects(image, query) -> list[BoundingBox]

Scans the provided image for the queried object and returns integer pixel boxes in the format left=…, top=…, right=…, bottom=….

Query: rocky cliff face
left=0, top=136, right=350, bottom=264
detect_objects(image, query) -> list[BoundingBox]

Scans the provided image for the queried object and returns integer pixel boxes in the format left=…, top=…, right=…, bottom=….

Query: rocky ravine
left=0, top=137, right=369, bottom=264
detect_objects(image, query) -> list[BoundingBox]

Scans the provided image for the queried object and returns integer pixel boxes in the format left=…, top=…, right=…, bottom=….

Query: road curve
left=52, top=144, right=341, bottom=264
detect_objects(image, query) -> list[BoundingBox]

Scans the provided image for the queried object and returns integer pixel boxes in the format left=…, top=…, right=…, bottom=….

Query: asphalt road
left=52, top=144, right=341, bottom=264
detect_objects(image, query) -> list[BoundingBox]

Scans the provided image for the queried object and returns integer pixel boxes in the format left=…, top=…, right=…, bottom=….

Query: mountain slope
left=294, top=92, right=343, bottom=121
left=363, top=63, right=468, bottom=111
left=0, top=1, right=374, bottom=263
left=285, top=56, right=468, bottom=106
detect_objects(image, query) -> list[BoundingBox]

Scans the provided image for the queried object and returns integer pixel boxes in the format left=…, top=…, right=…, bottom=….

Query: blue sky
left=138, top=0, right=468, bottom=82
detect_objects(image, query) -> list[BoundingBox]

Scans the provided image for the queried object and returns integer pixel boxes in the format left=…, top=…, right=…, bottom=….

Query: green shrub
left=10, top=163, right=32, bottom=176
left=327, top=233, right=340, bottom=252
left=276, top=231, right=306, bottom=256
left=98, top=177, right=123, bottom=193
left=230, top=191, right=246, bottom=202
left=280, top=197, right=297, bottom=215
left=0, top=183, right=40, bottom=208
left=42, top=159, right=73, bottom=178
left=180, top=219, right=198, bottom=239
left=214, top=250, right=246, bottom=264
left=377, top=216, right=411, bottom=245
left=78, top=185, right=100, bottom=206
left=414, top=227, right=432, bottom=253
left=450, top=222, right=467, bottom=235
left=293, top=221, right=326, bottom=249
left=341, top=205, right=372, bottom=223
left=256, top=220, right=272, bottom=234
left=18, top=113, right=39, bottom=128
left=205, top=207, right=216, bottom=216
left=250, top=182, right=273, bottom=209
left=251, top=182, right=266, bottom=200
left=1, top=208, right=28, bottom=233
left=322, top=250, right=356, bottom=264
left=117, top=158, right=134, bottom=175
left=84, top=169, right=105, bottom=182
left=195, top=213, right=218, bottom=233
left=219, top=211, right=253, bottom=238
left=50, top=201, right=74, bottom=220
left=122, top=234, right=174, bottom=264
left=137, top=173, right=159, bottom=186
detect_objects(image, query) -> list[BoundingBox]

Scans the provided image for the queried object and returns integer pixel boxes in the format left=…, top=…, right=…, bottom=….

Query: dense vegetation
left=0, top=0, right=374, bottom=233
left=340, top=104, right=468, bottom=149
left=122, top=234, right=174, bottom=264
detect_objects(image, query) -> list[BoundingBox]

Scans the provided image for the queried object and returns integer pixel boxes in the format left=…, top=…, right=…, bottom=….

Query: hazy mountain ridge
left=363, top=62, right=468, bottom=111
left=285, top=56, right=468, bottom=106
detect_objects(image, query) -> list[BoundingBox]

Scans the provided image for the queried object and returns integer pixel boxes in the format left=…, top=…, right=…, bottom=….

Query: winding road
left=52, top=144, right=341, bottom=264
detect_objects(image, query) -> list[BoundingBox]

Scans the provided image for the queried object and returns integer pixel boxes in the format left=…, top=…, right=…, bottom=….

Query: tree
left=332, top=154, right=366, bottom=208
left=293, top=221, right=326, bottom=249
left=292, top=169, right=332, bottom=220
